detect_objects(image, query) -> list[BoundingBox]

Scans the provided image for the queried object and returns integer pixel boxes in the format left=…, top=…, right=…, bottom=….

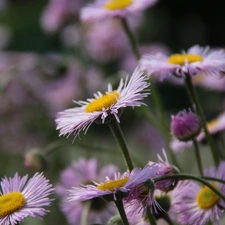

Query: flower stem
left=162, top=214, right=175, bottom=225
left=185, top=74, right=220, bottom=166
left=120, top=17, right=179, bottom=169
left=146, top=207, right=157, bottom=225
left=121, top=18, right=141, bottom=60
left=81, top=201, right=91, bottom=225
left=114, top=199, right=130, bottom=225
left=202, top=176, right=225, bottom=184
left=108, top=119, right=134, bottom=171
left=192, top=138, right=203, bottom=175
left=153, top=173, right=225, bottom=202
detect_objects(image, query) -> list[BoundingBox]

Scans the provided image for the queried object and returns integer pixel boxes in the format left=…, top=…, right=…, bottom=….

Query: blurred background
left=0, top=0, right=225, bottom=224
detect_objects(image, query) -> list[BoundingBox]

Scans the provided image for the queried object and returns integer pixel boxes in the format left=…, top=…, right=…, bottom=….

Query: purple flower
left=56, top=158, right=118, bottom=225
left=171, top=108, right=201, bottom=141
left=139, top=45, right=225, bottom=80
left=55, top=68, right=150, bottom=139
left=172, top=161, right=225, bottom=225
left=81, top=0, right=157, bottom=22
left=0, top=173, right=54, bottom=225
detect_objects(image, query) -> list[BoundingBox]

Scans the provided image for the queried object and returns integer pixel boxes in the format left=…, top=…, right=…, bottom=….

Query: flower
left=171, top=108, right=201, bottom=141
left=81, top=0, right=157, bottom=22
left=139, top=45, right=225, bottom=80
left=67, top=164, right=159, bottom=204
left=170, top=111, right=225, bottom=153
left=56, top=158, right=118, bottom=225
left=55, top=68, right=150, bottom=138
left=0, top=173, right=54, bottom=225
left=172, top=161, right=225, bottom=225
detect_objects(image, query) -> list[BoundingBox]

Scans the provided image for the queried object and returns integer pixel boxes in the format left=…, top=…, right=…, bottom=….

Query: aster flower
left=67, top=163, right=159, bottom=204
left=171, top=108, right=201, bottom=141
left=139, top=45, right=225, bottom=80
left=81, top=0, right=157, bottom=22
left=56, top=158, right=118, bottom=225
left=172, top=161, right=225, bottom=225
left=170, top=111, right=225, bottom=153
left=56, top=68, right=150, bottom=138
left=0, top=173, right=54, bottom=225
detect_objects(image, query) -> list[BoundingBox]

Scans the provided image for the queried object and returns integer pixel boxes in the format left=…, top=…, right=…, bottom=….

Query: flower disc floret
left=196, top=184, right=220, bottom=209
left=104, top=0, right=133, bottom=10
left=97, top=176, right=130, bottom=191
left=0, top=192, right=25, bottom=218
left=167, top=54, right=203, bottom=65
left=85, top=92, right=120, bottom=113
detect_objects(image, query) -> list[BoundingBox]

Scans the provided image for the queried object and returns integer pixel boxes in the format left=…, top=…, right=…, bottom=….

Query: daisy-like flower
left=139, top=45, right=225, bottom=80
left=0, top=173, right=54, bottom=225
left=170, top=111, right=225, bottom=153
left=56, top=158, right=118, bottom=225
left=56, top=68, right=150, bottom=138
left=81, top=0, right=157, bottom=22
left=67, top=163, right=158, bottom=204
left=172, top=161, right=225, bottom=225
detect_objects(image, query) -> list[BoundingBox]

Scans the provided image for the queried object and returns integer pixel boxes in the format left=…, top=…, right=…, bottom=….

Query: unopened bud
left=171, top=109, right=201, bottom=141
left=24, top=149, right=47, bottom=171
left=107, top=215, right=123, bottom=225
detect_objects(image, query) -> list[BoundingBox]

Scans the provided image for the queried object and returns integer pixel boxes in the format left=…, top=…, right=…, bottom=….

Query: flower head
left=81, top=0, right=157, bottom=22
left=172, top=161, right=225, bottom=225
left=0, top=173, right=54, bottom=225
left=139, top=45, right=225, bottom=80
left=56, top=158, right=118, bottom=225
left=170, top=111, right=225, bottom=153
left=171, top=108, right=201, bottom=141
left=56, top=68, right=150, bottom=139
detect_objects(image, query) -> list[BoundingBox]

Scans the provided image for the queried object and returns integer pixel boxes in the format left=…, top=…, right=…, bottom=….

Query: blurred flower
left=172, top=161, right=225, bottom=225
left=24, top=149, right=48, bottom=171
left=171, top=108, right=201, bottom=141
left=121, top=43, right=171, bottom=74
left=0, top=173, right=54, bottom=225
left=0, top=0, right=7, bottom=11
left=84, top=19, right=129, bottom=63
left=40, top=0, right=82, bottom=33
left=81, top=0, right=157, bottom=22
left=139, top=45, right=225, bottom=80
left=56, top=68, right=150, bottom=139
left=170, top=111, right=225, bottom=153
left=56, top=158, right=118, bottom=225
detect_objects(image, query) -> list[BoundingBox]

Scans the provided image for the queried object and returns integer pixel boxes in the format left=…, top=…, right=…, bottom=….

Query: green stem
left=162, top=214, right=175, bottom=225
left=153, top=173, right=225, bottom=202
left=121, top=18, right=141, bottom=60
left=192, top=138, right=203, bottom=175
left=107, top=120, right=134, bottom=171
left=146, top=207, right=157, bottom=225
left=81, top=201, right=91, bottom=225
left=114, top=199, right=130, bottom=225
left=202, top=176, right=225, bottom=185
left=185, top=74, right=220, bottom=166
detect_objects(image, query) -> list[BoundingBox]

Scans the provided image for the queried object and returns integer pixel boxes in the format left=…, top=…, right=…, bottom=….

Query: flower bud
left=107, top=215, right=123, bottom=225
left=171, top=109, right=201, bottom=141
left=24, top=149, right=47, bottom=171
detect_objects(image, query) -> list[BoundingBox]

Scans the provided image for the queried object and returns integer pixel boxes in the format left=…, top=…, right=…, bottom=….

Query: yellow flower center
left=196, top=184, right=220, bottom=209
left=85, top=92, right=120, bottom=113
left=97, top=176, right=130, bottom=192
left=0, top=192, right=26, bottom=218
left=206, top=119, right=218, bottom=131
left=167, top=54, right=203, bottom=65
left=104, top=0, right=133, bottom=10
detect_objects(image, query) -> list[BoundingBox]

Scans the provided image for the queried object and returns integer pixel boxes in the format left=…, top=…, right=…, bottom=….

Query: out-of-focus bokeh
left=0, top=0, right=225, bottom=224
